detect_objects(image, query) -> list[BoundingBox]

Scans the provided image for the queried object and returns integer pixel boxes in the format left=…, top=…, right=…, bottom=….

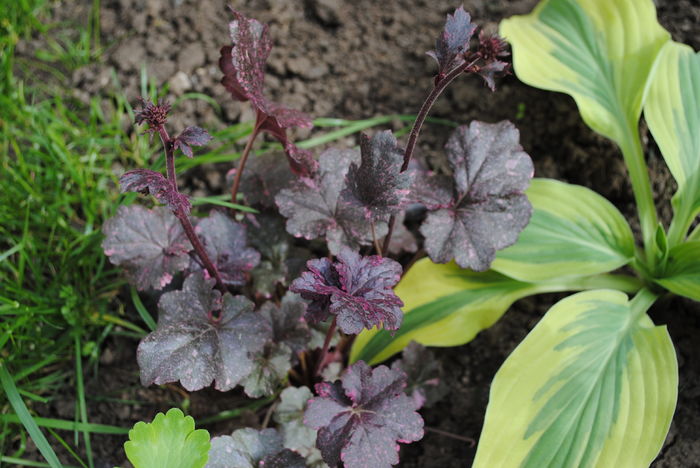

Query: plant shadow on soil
left=20, top=0, right=700, bottom=466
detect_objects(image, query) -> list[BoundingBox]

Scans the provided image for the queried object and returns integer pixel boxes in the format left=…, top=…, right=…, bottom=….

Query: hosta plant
left=353, top=0, right=699, bottom=466
left=103, top=5, right=531, bottom=468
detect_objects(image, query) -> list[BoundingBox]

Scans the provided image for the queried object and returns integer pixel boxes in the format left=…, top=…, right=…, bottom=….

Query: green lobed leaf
left=473, top=289, right=677, bottom=468
left=491, top=178, right=635, bottom=281
left=500, top=0, right=669, bottom=145
left=124, top=408, right=210, bottom=468
left=655, top=241, right=700, bottom=301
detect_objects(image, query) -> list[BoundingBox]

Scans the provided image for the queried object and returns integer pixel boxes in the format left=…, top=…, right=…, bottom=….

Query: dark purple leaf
left=246, top=215, right=311, bottom=299
left=259, top=293, right=311, bottom=356
left=173, top=126, right=212, bottom=158
left=102, top=205, right=191, bottom=291
left=241, top=343, right=292, bottom=398
left=206, top=428, right=285, bottom=468
left=344, top=131, right=412, bottom=221
left=290, top=248, right=403, bottom=335
left=421, top=121, right=533, bottom=271
left=137, top=272, right=271, bottom=391
left=261, top=449, right=306, bottom=468
left=305, top=361, right=424, bottom=468
left=472, top=32, right=510, bottom=91
left=391, top=342, right=447, bottom=410
left=472, top=59, right=509, bottom=92
left=407, top=170, right=453, bottom=210
left=274, top=386, right=326, bottom=466
left=192, top=211, right=260, bottom=286
left=276, top=148, right=382, bottom=255
left=119, top=169, right=191, bottom=214
left=385, top=211, right=418, bottom=256
left=238, top=154, right=295, bottom=208
left=219, top=9, right=314, bottom=176
left=427, top=6, right=476, bottom=75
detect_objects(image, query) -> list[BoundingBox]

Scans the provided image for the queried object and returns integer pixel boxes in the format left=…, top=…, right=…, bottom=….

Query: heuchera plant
left=103, top=6, right=530, bottom=467
left=352, top=0, right=699, bottom=466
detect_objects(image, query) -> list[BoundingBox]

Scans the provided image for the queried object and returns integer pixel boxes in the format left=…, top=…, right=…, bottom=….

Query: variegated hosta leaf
left=491, top=178, right=635, bottom=281
left=500, top=0, right=669, bottom=144
left=350, top=259, right=540, bottom=365
left=655, top=241, right=700, bottom=301
left=473, top=289, right=678, bottom=468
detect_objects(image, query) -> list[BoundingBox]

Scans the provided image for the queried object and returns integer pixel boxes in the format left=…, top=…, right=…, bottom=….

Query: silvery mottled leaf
left=205, top=428, right=282, bottom=468
left=276, top=148, right=379, bottom=255
left=290, top=248, right=403, bottom=335
left=427, top=6, right=476, bottom=75
left=421, top=121, right=533, bottom=271
left=119, top=169, right=191, bottom=214
left=391, top=342, right=447, bottom=410
left=192, top=210, right=260, bottom=286
left=137, top=272, right=271, bottom=391
left=173, top=126, right=212, bottom=158
left=274, top=386, right=328, bottom=468
left=345, top=131, right=411, bottom=220
left=241, top=342, right=292, bottom=398
left=102, top=205, right=191, bottom=290
left=305, top=361, right=424, bottom=468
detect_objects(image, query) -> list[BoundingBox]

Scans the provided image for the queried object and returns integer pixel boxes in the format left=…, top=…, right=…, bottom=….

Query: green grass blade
left=0, top=363, right=62, bottom=468
left=0, top=456, right=79, bottom=468
left=190, top=195, right=259, bottom=213
left=130, top=286, right=156, bottom=331
left=0, top=414, right=130, bottom=435
left=74, top=336, right=94, bottom=468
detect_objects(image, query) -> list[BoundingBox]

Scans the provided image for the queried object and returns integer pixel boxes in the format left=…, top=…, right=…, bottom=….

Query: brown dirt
left=16, top=0, right=700, bottom=466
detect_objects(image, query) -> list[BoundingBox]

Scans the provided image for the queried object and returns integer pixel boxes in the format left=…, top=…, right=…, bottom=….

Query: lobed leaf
left=305, top=361, right=424, bottom=468
left=241, top=343, right=292, bottom=398
left=290, top=248, right=404, bottom=335
left=473, top=290, right=677, bottom=468
left=206, top=428, right=304, bottom=468
left=102, top=205, right=192, bottom=290
left=491, top=178, right=635, bottom=281
left=238, top=154, right=295, bottom=208
left=421, top=121, right=533, bottom=271
left=124, top=408, right=210, bottom=468
left=273, top=386, right=327, bottom=467
left=120, top=169, right=191, bottom=214
left=137, top=272, right=271, bottom=391
left=391, top=341, right=447, bottom=410
left=173, top=126, right=212, bottom=158
left=427, top=6, right=477, bottom=76
left=192, top=210, right=260, bottom=286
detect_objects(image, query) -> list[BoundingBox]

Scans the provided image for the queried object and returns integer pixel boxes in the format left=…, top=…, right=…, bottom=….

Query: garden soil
left=21, top=0, right=700, bottom=466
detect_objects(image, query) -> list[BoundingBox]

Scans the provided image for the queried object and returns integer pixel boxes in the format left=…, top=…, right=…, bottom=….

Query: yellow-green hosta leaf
left=491, top=179, right=635, bottom=281
left=125, top=408, right=210, bottom=468
left=500, top=0, right=669, bottom=144
left=645, top=41, right=700, bottom=188
left=655, top=241, right=700, bottom=301
left=473, top=290, right=677, bottom=468
left=349, top=259, right=539, bottom=365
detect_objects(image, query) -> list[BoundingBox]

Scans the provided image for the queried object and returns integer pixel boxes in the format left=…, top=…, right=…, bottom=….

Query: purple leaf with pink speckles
left=427, top=6, right=476, bottom=75
left=237, top=154, right=295, bottom=208
left=219, top=9, right=314, bottom=176
left=137, top=272, right=271, bottom=391
left=304, top=361, right=424, bottom=468
left=420, top=121, right=533, bottom=271
left=275, top=148, right=382, bottom=255
left=173, top=126, right=212, bottom=158
left=191, top=211, right=260, bottom=286
left=102, top=205, right=192, bottom=291
left=119, top=169, right=191, bottom=214
left=391, top=342, right=447, bottom=410
left=344, top=131, right=412, bottom=221
left=289, top=248, right=403, bottom=335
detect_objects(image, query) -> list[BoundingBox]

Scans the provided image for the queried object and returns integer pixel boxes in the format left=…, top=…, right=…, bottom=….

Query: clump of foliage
left=104, top=5, right=530, bottom=467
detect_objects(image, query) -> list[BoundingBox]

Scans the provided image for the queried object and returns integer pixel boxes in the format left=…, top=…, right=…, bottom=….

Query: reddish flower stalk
left=230, top=110, right=266, bottom=205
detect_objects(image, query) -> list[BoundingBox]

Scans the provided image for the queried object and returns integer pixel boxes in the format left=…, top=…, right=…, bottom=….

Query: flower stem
left=382, top=59, right=477, bottom=253
left=230, top=111, right=265, bottom=205
left=157, top=126, right=226, bottom=292
left=315, top=316, right=337, bottom=377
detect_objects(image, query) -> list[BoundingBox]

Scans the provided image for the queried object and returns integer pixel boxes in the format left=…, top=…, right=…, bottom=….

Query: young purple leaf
left=305, top=361, right=424, bottom=468
left=391, top=342, right=447, bottom=410
left=290, top=248, right=403, bottom=335
left=119, top=169, right=191, bottom=214
left=420, top=121, right=533, bottom=271
left=137, top=272, right=271, bottom=391
left=273, top=386, right=326, bottom=467
left=102, top=205, right=192, bottom=291
left=191, top=211, right=260, bottom=286
left=427, top=6, right=476, bottom=76
left=344, top=131, right=412, bottom=221
left=173, top=126, right=212, bottom=158
left=276, top=148, right=383, bottom=255
left=471, top=31, right=510, bottom=91
left=219, top=9, right=314, bottom=176
left=206, top=428, right=304, bottom=468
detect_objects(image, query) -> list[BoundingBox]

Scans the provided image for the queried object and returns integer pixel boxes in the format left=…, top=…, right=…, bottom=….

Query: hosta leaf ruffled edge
left=491, top=178, right=635, bottom=282
left=473, top=289, right=677, bottom=468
